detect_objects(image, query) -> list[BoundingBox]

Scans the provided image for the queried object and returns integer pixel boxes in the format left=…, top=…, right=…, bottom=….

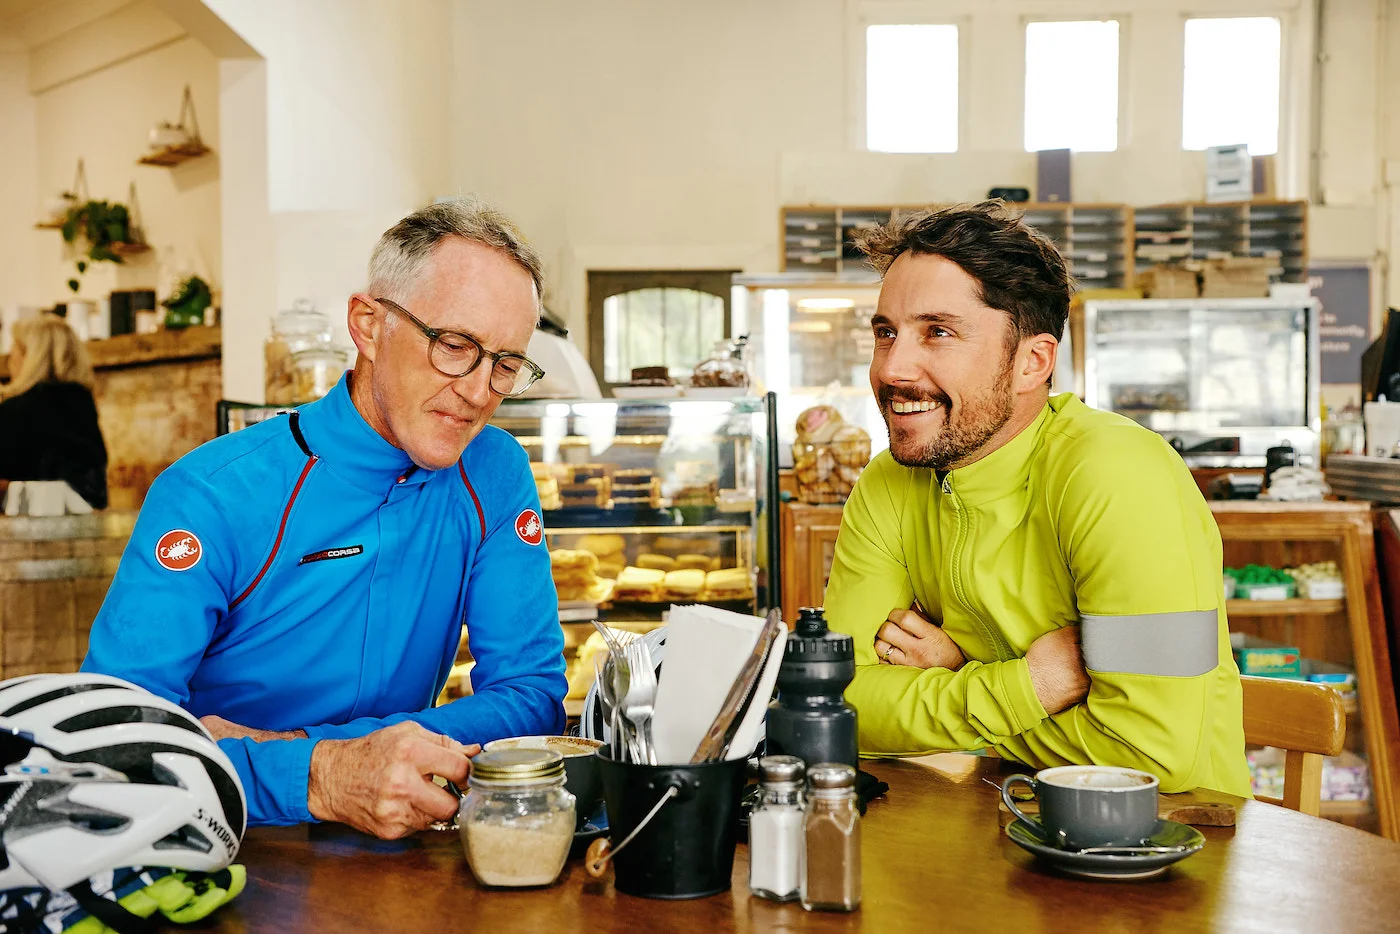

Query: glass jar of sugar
left=459, top=748, right=575, bottom=888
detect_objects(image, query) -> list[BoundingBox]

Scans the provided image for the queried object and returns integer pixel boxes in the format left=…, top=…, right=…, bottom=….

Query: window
left=865, top=24, right=958, bottom=153
left=587, top=271, right=736, bottom=390
left=1024, top=20, right=1119, bottom=152
left=1182, top=17, right=1281, bottom=155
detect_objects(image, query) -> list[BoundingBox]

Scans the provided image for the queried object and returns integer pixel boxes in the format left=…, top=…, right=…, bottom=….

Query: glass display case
left=1080, top=298, right=1321, bottom=466
left=491, top=393, right=781, bottom=635
left=732, top=274, right=886, bottom=463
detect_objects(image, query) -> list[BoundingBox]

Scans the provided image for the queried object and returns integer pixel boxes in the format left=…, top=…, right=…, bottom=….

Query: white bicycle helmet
left=0, top=673, right=245, bottom=900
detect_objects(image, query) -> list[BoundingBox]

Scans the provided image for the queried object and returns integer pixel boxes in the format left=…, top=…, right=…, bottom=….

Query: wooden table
left=208, top=755, right=1400, bottom=932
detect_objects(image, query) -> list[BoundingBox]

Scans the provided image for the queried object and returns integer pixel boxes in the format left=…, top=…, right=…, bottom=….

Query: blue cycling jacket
left=82, top=375, right=566, bottom=825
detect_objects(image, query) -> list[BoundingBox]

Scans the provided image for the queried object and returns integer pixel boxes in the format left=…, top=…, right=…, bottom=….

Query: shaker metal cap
left=471, top=748, right=565, bottom=783
left=758, top=755, right=806, bottom=785
left=807, top=762, right=857, bottom=790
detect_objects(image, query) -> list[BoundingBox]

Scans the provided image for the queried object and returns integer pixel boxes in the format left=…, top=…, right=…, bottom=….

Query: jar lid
left=808, top=763, right=857, bottom=791
left=758, top=755, right=805, bottom=786
left=470, top=748, right=564, bottom=783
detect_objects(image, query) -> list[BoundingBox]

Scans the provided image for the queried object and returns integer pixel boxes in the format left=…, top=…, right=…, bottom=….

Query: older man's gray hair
left=368, top=198, right=545, bottom=316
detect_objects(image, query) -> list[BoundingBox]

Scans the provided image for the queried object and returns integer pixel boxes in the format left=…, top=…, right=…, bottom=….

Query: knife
left=689, top=607, right=785, bottom=764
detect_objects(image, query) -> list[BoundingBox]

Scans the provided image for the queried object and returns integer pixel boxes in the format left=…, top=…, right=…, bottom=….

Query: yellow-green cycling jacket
left=825, top=392, right=1251, bottom=797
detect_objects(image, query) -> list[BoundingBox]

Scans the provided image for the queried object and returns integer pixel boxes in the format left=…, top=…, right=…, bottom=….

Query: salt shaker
left=748, top=755, right=806, bottom=902
left=801, top=763, right=861, bottom=912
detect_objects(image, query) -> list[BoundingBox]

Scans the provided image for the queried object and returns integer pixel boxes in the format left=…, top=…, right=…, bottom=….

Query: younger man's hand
left=874, top=606, right=966, bottom=671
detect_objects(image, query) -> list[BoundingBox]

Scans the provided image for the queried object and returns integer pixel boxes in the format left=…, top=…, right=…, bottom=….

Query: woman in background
left=0, top=312, right=108, bottom=509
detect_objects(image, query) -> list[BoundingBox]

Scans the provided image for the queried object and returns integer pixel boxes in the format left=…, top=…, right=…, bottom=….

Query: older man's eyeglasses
left=372, top=297, right=545, bottom=397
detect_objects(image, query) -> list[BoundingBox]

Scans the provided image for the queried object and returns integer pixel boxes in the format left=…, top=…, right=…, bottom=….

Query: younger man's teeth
left=892, top=400, right=937, bottom=414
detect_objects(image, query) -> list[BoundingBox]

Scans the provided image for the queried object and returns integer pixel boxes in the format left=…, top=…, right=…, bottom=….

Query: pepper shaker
left=748, top=755, right=806, bottom=902
left=801, top=763, right=861, bottom=912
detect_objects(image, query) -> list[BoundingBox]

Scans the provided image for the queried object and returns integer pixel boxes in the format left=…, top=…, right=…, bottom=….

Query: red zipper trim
left=458, top=461, right=486, bottom=538
left=230, top=454, right=318, bottom=610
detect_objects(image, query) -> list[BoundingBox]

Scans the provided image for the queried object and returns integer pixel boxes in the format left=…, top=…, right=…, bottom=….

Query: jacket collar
left=940, top=394, right=1070, bottom=507
left=296, top=374, right=426, bottom=494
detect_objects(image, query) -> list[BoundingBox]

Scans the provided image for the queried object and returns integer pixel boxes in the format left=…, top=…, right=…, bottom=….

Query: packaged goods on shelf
left=1224, top=565, right=1296, bottom=601
left=1248, top=747, right=1370, bottom=802
left=1284, top=561, right=1346, bottom=600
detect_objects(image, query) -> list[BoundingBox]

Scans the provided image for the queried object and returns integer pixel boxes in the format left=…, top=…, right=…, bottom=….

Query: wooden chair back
left=1241, top=675, right=1346, bottom=816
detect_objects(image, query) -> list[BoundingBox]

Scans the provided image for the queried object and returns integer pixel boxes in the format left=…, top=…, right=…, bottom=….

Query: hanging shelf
left=112, top=180, right=151, bottom=257
left=137, top=85, right=212, bottom=167
left=35, top=159, right=87, bottom=228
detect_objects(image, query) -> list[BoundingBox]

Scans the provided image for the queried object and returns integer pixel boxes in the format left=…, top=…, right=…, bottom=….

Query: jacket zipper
left=943, top=474, right=1013, bottom=660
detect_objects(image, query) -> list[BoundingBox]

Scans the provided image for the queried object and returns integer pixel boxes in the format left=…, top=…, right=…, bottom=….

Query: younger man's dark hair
left=854, top=200, right=1073, bottom=347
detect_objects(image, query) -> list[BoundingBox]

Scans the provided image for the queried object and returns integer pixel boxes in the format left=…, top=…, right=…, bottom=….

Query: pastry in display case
left=490, top=394, right=781, bottom=706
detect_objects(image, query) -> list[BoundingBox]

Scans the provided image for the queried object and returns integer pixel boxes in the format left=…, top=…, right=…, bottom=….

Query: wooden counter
left=0, top=325, right=221, bottom=379
left=0, top=511, right=134, bottom=678
left=0, top=327, right=223, bottom=510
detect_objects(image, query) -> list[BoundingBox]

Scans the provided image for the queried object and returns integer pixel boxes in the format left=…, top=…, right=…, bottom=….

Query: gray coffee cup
left=1001, top=765, right=1159, bottom=851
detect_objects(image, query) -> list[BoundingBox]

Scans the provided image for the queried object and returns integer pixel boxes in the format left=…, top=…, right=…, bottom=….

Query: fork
left=623, top=641, right=658, bottom=765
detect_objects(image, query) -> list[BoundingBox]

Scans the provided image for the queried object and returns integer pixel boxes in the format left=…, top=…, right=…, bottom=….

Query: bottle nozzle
left=796, top=606, right=827, bottom=637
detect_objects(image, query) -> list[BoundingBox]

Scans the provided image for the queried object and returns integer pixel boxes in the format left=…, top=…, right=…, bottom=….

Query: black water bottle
left=765, top=607, right=857, bottom=769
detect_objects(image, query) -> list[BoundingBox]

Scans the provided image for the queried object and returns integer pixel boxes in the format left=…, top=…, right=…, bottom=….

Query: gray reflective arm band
left=1080, top=610, right=1220, bottom=677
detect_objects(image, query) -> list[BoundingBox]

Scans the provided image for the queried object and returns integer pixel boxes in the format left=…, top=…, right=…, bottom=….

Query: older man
left=83, top=199, right=566, bottom=837
left=824, top=202, right=1251, bottom=796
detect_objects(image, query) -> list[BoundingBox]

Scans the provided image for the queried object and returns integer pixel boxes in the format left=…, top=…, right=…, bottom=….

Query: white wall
left=199, top=0, right=453, bottom=401
left=0, top=44, right=41, bottom=348
left=31, top=29, right=221, bottom=306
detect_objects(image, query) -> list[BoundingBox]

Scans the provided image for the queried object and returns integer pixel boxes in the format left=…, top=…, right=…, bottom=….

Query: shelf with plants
left=137, top=85, right=213, bottom=168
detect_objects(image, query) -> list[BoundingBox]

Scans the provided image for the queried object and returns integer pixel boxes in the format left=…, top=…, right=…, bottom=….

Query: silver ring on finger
left=881, top=642, right=895, bottom=661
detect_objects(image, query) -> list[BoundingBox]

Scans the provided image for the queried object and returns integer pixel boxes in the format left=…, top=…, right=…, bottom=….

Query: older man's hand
left=307, top=722, right=478, bottom=839
left=874, top=606, right=966, bottom=671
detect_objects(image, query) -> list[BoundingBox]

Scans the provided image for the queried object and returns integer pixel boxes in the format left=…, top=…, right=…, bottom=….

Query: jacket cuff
left=1002, top=657, right=1049, bottom=734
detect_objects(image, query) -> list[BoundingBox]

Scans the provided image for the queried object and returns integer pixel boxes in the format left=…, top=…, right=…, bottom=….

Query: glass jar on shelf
left=290, top=346, right=350, bottom=403
left=691, top=338, right=749, bottom=388
left=792, top=405, right=871, bottom=504
left=265, top=300, right=333, bottom=405
left=459, top=748, right=575, bottom=888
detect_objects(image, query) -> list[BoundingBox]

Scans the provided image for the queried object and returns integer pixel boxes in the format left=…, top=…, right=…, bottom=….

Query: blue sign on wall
left=1309, top=265, right=1372, bottom=385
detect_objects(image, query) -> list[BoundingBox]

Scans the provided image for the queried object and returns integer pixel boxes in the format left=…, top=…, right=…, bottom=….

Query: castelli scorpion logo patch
left=155, top=529, right=203, bottom=571
left=515, top=509, right=543, bottom=546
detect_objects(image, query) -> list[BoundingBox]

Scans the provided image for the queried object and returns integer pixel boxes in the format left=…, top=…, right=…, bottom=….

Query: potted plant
left=162, top=275, right=213, bottom=328
left=60, top=199, right=134, bottom=293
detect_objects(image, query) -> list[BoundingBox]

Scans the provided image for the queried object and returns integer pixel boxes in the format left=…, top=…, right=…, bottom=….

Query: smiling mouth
left=889, top=400, right=942, bottom=415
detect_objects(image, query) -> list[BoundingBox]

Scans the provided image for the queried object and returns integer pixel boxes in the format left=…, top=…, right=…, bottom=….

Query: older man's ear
left=347, top=293, right=383, bottom=363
